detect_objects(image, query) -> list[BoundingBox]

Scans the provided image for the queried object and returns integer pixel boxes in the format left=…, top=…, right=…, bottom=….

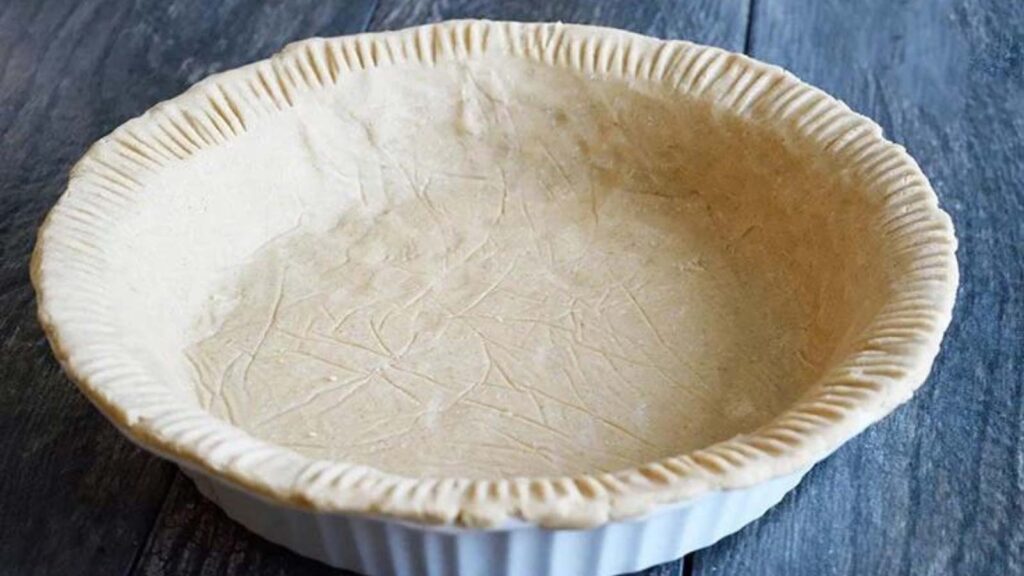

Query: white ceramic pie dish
left=33, top=21, right=957, bottom=576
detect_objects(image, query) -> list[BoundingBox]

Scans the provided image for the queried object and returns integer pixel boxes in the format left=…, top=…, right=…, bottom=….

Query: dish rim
left=31, top=20, right=958, bottom=529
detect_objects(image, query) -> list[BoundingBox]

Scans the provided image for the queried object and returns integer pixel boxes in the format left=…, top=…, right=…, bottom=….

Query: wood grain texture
left=2, top=0, right=1020, bottom=575
left=0, top=1, right=375, bottom=575
left=0, top=3, right=183, bottom=574
left=133, top=475, right=685, bottom=576
left=692, top=0, right=1024, bottom=575
left=134, top=476, right=343, bottom=576
left=367, top=0, right=749, bottom=50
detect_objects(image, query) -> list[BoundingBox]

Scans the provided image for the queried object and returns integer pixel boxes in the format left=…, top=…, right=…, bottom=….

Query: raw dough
left=180, top=58, right=818, bottom=478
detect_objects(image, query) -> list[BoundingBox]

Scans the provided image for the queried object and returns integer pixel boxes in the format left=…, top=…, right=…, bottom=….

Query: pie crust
left=32, top=21, right=957, bottom=528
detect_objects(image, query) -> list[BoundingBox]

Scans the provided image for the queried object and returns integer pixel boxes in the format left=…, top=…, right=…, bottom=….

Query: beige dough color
left=34, top=22, right=958, bottom=528
left=153, top=57, right=868, bottom=480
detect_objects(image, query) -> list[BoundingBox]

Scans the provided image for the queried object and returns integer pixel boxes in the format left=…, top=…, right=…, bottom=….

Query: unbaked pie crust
left=33, top=21, right=957, bottom=528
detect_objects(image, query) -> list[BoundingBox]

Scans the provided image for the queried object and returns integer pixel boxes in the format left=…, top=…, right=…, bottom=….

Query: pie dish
left=33, top=20, right=957, bottom=575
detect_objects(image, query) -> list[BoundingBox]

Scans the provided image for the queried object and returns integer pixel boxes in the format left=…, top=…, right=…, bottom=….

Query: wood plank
left=367, top=0, right=749, bottom=50
left=127, top=1, right=749, bottom=574
left=693, top=0, right=1024, bottom=574
left=133, top=476, right=685, bottom=576
left=0, top=3, right=180, bottom=573
left=0, top=0, right=375, bottom=574
left=134, top=476, right=342, bottom=576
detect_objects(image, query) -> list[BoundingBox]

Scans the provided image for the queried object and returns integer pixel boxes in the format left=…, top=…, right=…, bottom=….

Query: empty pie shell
left=32, top=20, right=957, bottom=574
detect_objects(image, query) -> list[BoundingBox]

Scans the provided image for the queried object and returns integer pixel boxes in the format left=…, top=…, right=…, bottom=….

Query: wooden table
left=1, top=1, right=1021, bottom=574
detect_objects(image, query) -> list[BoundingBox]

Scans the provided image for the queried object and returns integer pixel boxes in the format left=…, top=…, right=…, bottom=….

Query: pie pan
left=33, top=21, right=957, bottom=576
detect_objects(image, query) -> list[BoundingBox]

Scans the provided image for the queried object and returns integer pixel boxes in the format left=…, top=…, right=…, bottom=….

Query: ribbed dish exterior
left=187, top=466, right=807, bottom=576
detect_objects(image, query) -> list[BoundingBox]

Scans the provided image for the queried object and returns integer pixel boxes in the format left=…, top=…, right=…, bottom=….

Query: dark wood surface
left=694, top=1, right=1024, bottom=575
left=0, top=1, right=1020, bottom=575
